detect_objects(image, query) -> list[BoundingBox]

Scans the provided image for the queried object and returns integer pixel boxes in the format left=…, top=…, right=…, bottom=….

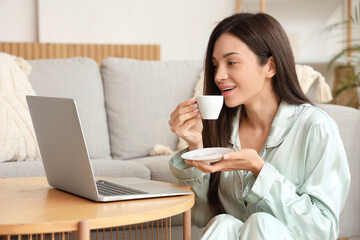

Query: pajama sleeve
left=169, top=148, right=215, bottom=228
left=243, top=121, right=351, bottom=239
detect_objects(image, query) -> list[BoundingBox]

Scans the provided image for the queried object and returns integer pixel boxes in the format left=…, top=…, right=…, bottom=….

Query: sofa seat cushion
left=0, top=159, right=150, bottom=180
left=101, top=58, right=202, bottom=159
left=91, top=159, right=150, bottom=179
left=28, top=58, right=111, bottom=159
left=130, top=155, right=177, bottom=184
left=0, top=161, right=45, bottom=178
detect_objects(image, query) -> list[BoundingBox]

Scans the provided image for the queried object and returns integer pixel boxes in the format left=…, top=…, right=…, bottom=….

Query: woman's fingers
left=216, top=149, right=263, bottom=175
left=184, top=160, right=220, bottom=173
left=169, top=98, right=200, bottom=130
left=170, top=97, right=196, bottom=118
left=177, top=113, right=201, bottom=131
left=170, top=103, right=198, bottom=123
left=173, top=114, right=201, bottom=137
left=170, top=111, right=200, bottom=135
left=169, top=104, right=198, bottom=126
left=172, top=107, right=199, bottom=127
left=222, top=149, right=258, bottom=160
left=184, top=149, right=261, bottom=173
left=168, top=97, right=203, bottom=145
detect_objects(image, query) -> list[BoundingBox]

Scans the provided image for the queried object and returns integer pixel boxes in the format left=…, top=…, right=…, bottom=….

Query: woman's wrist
left=252, top=158, right=264, bottom=176
left=188, top=142, right=203, bottom=151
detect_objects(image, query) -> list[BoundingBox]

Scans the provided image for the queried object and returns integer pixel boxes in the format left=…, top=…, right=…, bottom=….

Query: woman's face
left=212, top=32, right=274, bottom=108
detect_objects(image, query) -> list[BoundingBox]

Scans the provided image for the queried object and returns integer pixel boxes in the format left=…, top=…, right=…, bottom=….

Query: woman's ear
left=265, top=57, right=276, bottom=78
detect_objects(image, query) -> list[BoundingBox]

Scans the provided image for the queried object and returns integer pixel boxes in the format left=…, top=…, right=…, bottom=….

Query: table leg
left=183, top=209, right=191, bottom=240
left=79, top=220, right=90, bottom=240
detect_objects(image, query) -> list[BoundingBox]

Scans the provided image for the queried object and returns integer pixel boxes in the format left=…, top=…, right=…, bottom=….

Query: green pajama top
left=169, top=101, right=351, bottom=240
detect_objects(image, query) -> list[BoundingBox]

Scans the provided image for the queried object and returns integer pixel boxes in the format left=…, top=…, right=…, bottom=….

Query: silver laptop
left=26, top=95, right=191, bottom=202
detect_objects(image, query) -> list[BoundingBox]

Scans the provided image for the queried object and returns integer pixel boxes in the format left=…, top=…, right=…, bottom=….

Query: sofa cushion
left=0, top=161, right=45, bottom=178
left=0, top=159, right=150, bottom=179
left=101, top=58, right=202, bottom=159
left=130, top=155, right=178, bottom=184
left=318, top=104, right=360, bottom=238
left=28, top=58, right=111, bottom=159
left=91, top=159, right=150, bottom=179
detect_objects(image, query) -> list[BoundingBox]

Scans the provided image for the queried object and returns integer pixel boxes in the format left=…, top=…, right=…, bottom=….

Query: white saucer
left=181, top=147, right=233, bottom=164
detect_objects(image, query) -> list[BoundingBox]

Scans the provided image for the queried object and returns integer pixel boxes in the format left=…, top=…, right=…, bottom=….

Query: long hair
left=203, top=12, right=312, bottom=216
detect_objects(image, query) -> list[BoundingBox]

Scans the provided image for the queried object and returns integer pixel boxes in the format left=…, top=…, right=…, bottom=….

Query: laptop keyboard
left=96, top=180, right=147, bottom=196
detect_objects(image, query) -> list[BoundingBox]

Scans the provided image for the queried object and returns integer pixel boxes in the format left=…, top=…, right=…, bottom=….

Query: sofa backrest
left=101, top=58, right=203, bottom=159
left=28, top=57, right=111, bottom=159
left=318, top=103, right=360, bottom=238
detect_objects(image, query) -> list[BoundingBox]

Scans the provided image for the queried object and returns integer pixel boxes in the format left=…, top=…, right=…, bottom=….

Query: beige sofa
left=0, top=57, right=359, bottom=240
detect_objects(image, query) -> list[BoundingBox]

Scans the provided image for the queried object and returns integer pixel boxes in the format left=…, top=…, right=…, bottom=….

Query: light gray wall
left=0, top=0, right=346, bottom=62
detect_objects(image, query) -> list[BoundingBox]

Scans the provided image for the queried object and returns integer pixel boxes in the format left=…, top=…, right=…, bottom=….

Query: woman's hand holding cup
left=169, top=97, right=203, bottom=150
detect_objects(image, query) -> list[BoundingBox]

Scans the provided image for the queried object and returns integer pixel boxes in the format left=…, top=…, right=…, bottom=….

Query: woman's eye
left=228, top=61, right=237, bottom=66
left=213, top=65, right=218, bottom=70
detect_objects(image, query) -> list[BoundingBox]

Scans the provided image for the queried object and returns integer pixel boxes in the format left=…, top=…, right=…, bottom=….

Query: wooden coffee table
left=0, top=177, right=194, bottom=240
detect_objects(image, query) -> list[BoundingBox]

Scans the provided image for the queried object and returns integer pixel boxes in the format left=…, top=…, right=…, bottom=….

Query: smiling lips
left=220, top=86, right=236, bottom=96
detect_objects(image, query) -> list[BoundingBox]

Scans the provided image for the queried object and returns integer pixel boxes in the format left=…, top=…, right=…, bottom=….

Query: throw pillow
left=101, top=58, right=203, bottom=159
left=295, top=64, right=333, bottom=103
left=0, top=53, right=40, bottom=162
left=28, top=57, right=111, bottom=159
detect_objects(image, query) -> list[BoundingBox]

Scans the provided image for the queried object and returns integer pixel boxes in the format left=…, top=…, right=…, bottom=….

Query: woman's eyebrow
left=212, top=52, right=241, bottom=60
left=223, top=52, right=241, bottom=58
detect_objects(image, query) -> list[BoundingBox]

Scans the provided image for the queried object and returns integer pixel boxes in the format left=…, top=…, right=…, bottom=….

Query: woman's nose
left=214, top=65, right=228, bottom=82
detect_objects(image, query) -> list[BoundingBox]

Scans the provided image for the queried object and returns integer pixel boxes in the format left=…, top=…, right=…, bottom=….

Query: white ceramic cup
left=196, top=95, right=224, bottom=120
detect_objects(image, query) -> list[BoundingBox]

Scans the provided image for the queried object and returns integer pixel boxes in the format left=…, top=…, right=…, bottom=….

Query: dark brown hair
left=203, top=12, right=312, bottom=215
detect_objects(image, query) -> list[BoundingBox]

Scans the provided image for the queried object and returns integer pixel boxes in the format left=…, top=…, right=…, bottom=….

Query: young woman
left=168, top=13, right=350, bottom=240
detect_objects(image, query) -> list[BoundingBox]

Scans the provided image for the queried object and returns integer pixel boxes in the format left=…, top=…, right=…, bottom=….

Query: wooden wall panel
left=0, top=42, right=161, bottom=64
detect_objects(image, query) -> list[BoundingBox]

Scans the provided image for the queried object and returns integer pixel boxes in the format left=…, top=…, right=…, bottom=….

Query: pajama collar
left=229, top=101, right=301, bottom=150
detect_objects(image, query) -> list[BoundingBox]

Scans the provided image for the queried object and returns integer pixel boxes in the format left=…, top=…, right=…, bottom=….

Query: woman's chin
left=224, top=100, right=239, bottom=108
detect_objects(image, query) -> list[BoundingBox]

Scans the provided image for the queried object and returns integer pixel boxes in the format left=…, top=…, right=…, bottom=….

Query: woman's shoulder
left=295, top=103, right=338, bottom=129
